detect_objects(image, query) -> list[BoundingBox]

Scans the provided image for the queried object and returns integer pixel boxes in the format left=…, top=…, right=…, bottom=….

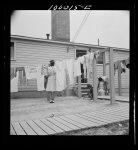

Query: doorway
left=76, top=50, right=87, bottom=83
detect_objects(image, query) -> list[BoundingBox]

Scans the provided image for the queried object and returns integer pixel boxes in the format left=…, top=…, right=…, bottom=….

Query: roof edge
left=11, top=35, right=129, bottom=51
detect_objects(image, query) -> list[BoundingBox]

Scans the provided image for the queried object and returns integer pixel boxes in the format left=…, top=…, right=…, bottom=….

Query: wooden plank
left=85, top=109, right=129, bottom=119
left=53, top=117, right=79, bottom=130
left=116, top=96, right=129, bottom=101
left=10, top=124, right=16, bottom=135
left=40, top=118, right=64, bottom=133
left=85, top=112, right=129, bottom=122
left=84, top=108, right=129, bottom=118
left=109, top=47, right=115, bottom=104
left=98, top=95, right=129, bottom=102
left=19, top=121, right=37, bottom=135
left=88, top=111, right=129, bottom=120
left=80, top=113, right=110, bottom=124
left=65, top=114, right=98, bottom=127
left=101, top=105, right=129, bottom=112
left=95, top=110, right=129, bottom=118
left=81, top=113, right=116, bottom=124
left=12, top=122, right=26, bottom=135
left=91, top=106, right=129, bottom=114
left=99, top=106, right=129, bottom=113
left=98, top=107, right=129, bottom=114
left=75, top=114, right=106, bottom=126
left=59, top=116, right=86, bottom=129
left=33, top=119, right=56, bottom=135
left=47, top=118, right=72, bottom=132
left=83, top=113, right=127, bottom=123
left=26, top=120, right=47, bottom=135
left=78, top=75, right=82, bottom=98
left=86, top=105, right=129, bottom=115
left=85, top=109, right=129, bottom=118
left=118, top=61, right=122, bottom=96
left=92, top=55, right=98, bottom=102
left=98, top=95, right=128, bottom=99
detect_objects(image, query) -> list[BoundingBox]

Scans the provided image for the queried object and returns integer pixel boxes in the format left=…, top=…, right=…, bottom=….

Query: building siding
left=15, top=40, right=75, bottom=66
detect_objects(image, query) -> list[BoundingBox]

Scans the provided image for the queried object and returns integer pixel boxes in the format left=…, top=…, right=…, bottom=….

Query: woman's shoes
left=50, top=100, right=54, bottom=103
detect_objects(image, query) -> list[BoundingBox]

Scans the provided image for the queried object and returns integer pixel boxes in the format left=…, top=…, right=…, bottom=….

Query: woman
left=46, top=60, right=56, bottom=103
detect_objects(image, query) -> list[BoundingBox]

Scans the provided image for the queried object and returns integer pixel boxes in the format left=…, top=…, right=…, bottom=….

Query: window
left=10, top=42, right=14, bottom=60
left=96, top=52, right=103, bottom=64
left=76, top=50, right=87, bottom=58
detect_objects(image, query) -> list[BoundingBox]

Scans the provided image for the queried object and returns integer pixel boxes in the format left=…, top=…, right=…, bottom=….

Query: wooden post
left=103, top=52, right=106, bottom=76
left=92, top=55, right=98, bottom=102
left=109, top=48, right=115, bottom=104
left=78, top=75, right=81, bottom=98
left=118, top=61, right=122, bottom=96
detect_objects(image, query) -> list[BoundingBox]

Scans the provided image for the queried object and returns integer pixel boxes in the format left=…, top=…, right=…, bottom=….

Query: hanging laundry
left=84, top=54, right=90, bottom=79
left=15, top=67, right=26, bottom=77
left=62, top=60, right=70, bottom=87
left=120, top=61, right=126, bottom=73
left=41, top=64, right=49, bottom=76
left=11, top=67, right=16, bottom=80
left=10, top=71, right=19, bottom=92
left=37, top=75, right=45, bottom=91
left=84, top=52, right=94, bottom=80
left=74, top=59, right=81, bottom=77
left=55, top=61, right=66, bottom=91
left=78, top=56, right=85, bottom=64
left=94, top=50, right=100, bottom=58
left=25, top=66, right=39, bottom=79
left=64, top=59, right=74, bottom=85
left=114, top=61, right=118, bottom=75
left=78, top=56, right=87, bottom=79
left=46, top=66, right=56, bottom=92
left=89, top=52, right=95, bottom=79
left=89, top=52, right=94, bottom=65
left=36, top=65, right=45, bottom=91
left=55, top=61, right=67, bottom=91
left=125, top=57, right=129, bottom=68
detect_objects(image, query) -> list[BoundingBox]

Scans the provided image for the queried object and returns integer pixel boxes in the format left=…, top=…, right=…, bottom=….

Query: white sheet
left=55, top=61, right=66, bottom=91
left=64, top=59, right=74, bottom=85
left=10, top=71, right=19, bottom=93
left=74, top=59, right=81, bottom=77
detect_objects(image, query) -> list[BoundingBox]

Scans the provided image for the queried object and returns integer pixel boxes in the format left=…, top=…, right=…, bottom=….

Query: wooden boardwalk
left=11, top=103, right=129, bottom=135
left=98, top=96, right=129, bottom=102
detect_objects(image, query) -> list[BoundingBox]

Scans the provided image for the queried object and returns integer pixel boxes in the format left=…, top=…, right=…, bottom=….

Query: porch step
left=74, top=83, right=90, bottom=97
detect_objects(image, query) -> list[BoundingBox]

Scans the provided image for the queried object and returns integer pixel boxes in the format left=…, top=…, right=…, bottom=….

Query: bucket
left=98, top=89, right=105, bottom=96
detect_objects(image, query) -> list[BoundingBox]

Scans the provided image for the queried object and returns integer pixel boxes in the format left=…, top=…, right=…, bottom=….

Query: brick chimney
left=51, top=10, right=70, bottom=42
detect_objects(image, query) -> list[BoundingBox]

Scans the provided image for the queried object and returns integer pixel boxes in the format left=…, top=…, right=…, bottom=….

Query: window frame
left=10, top=41, right=16, bottom=61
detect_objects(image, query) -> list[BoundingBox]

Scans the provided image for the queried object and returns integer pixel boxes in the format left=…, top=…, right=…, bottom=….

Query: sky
left=11, top=10, right=129, bottom=49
